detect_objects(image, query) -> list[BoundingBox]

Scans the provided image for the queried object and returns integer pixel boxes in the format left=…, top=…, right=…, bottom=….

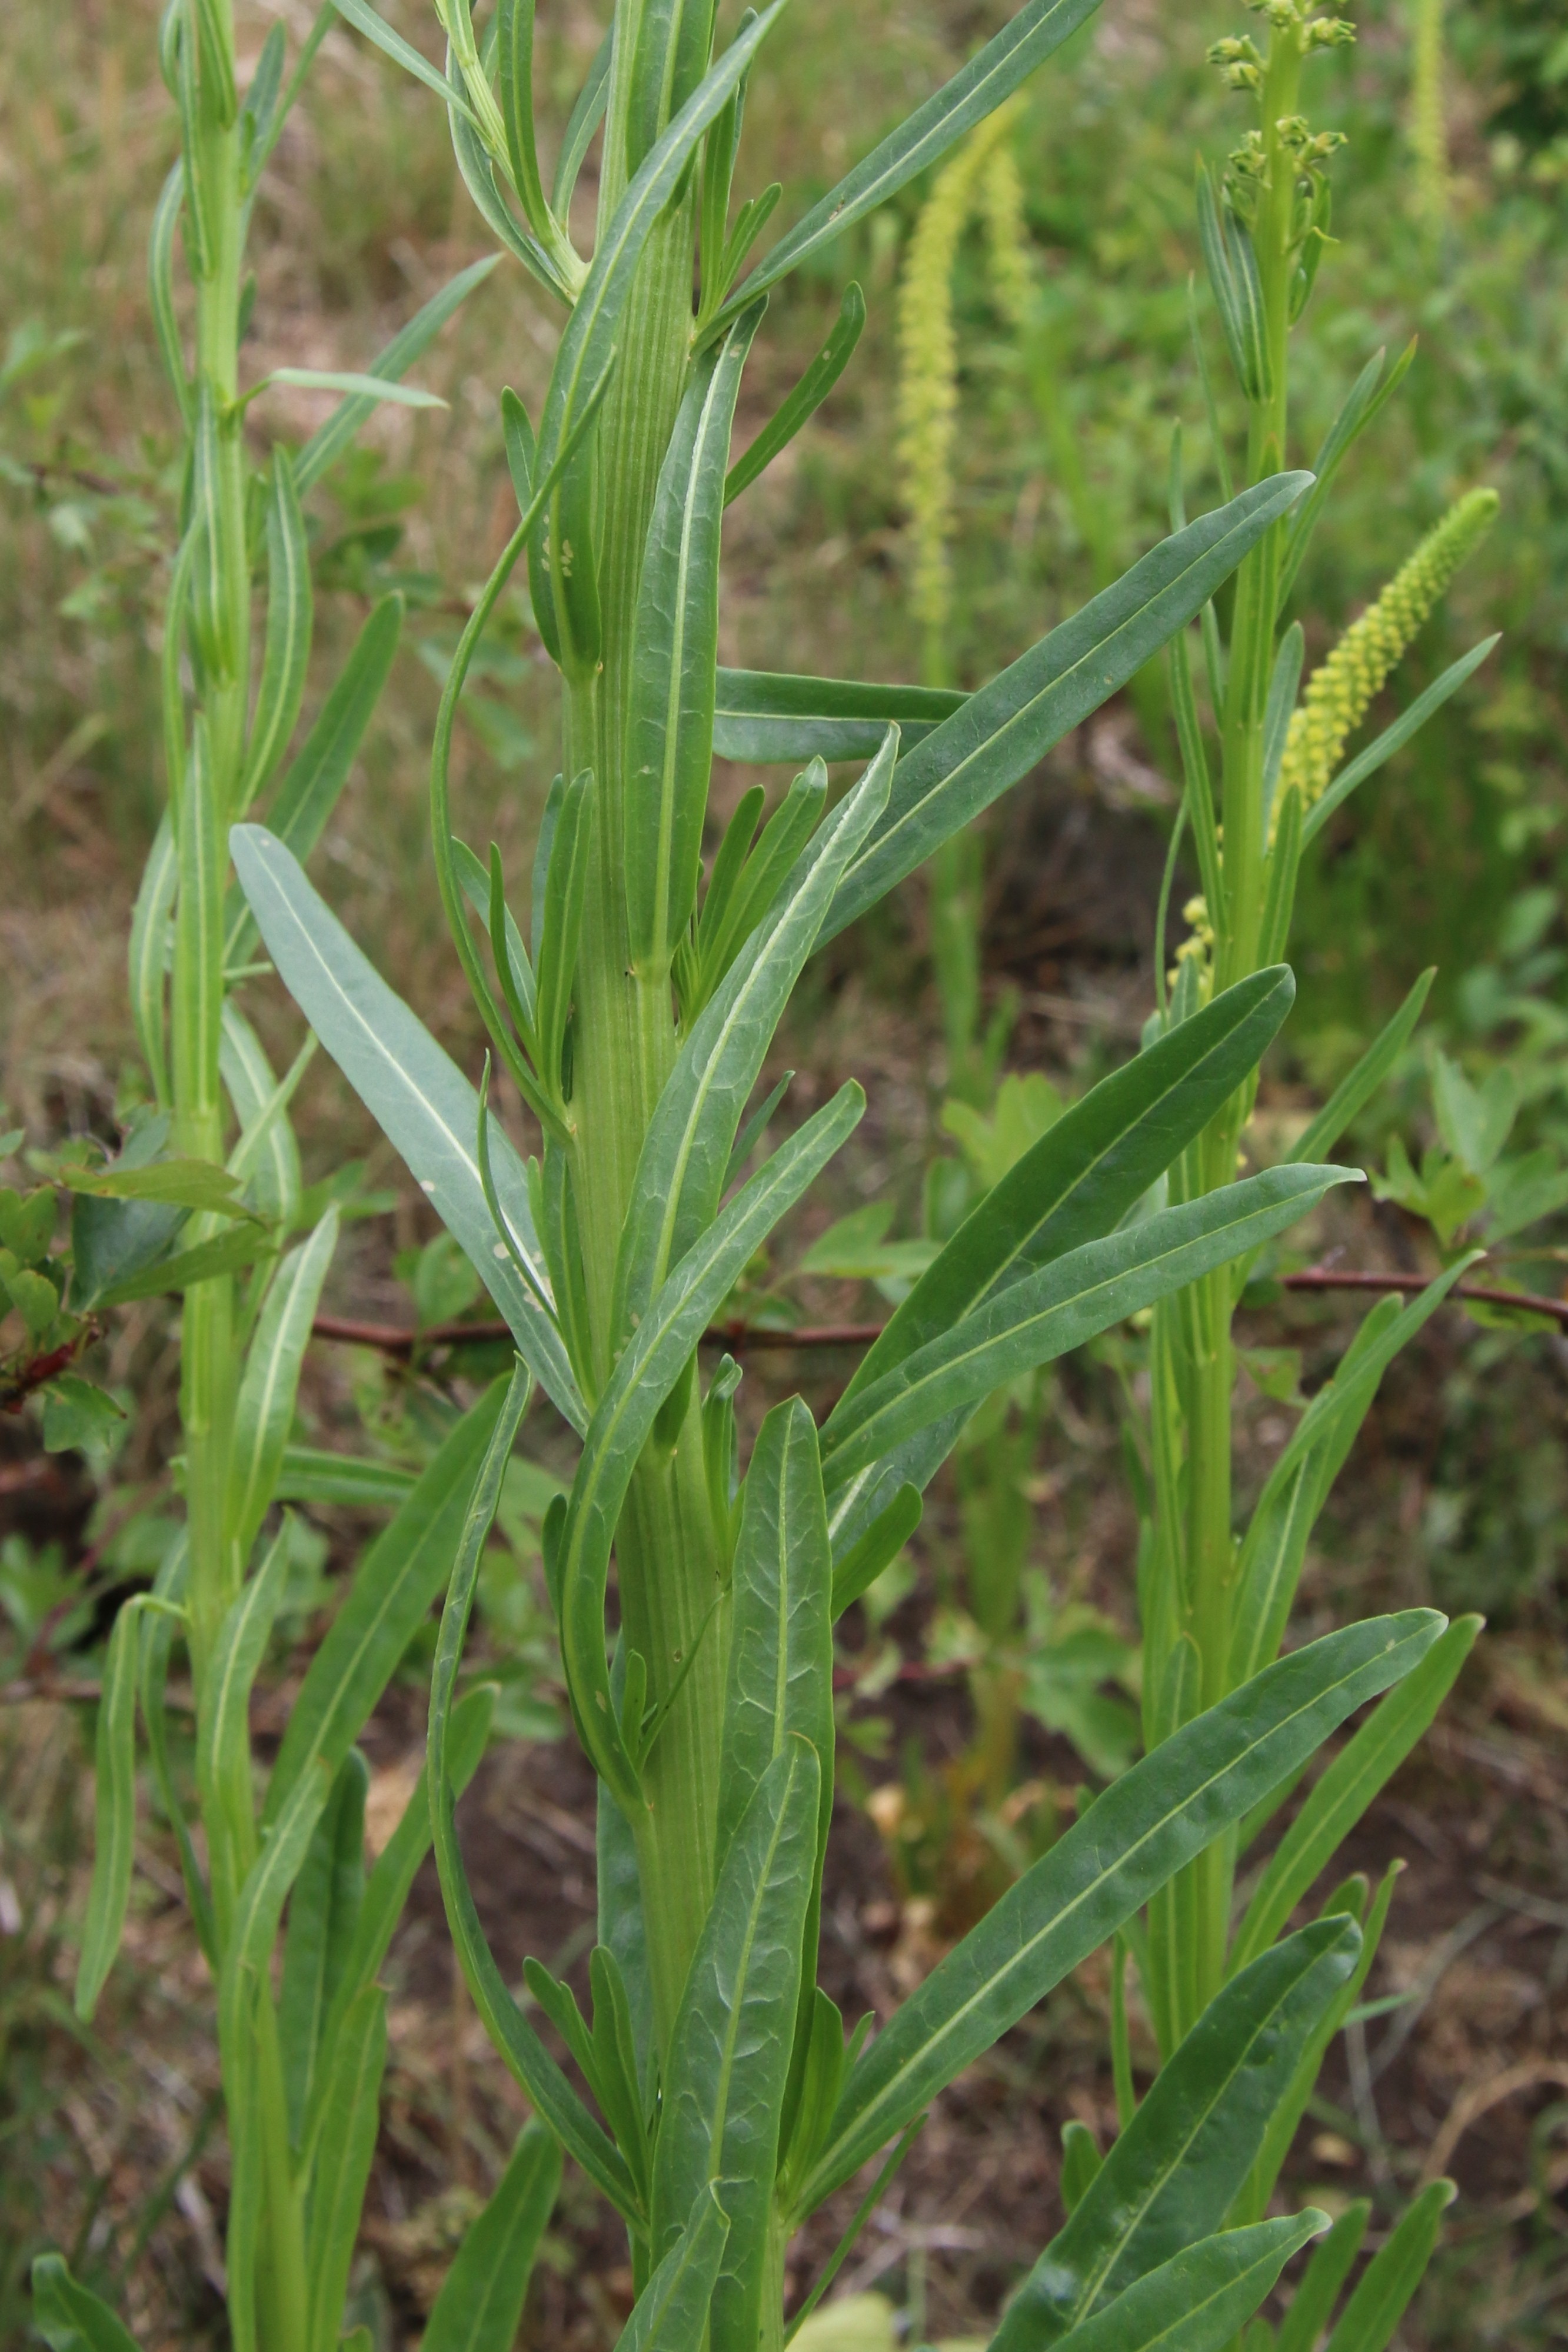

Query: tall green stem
left=167, top=5, right=311, bottom=2340
left=561, top=54, right=731, bottom=2049
left=1147, top=16, right=1309, bottom=2036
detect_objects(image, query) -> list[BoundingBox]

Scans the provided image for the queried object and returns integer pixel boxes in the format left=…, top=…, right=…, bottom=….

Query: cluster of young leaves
left=1373, top=1040, right=1568, bottom=1272
left=0, top=1136, right=121, bottom=1453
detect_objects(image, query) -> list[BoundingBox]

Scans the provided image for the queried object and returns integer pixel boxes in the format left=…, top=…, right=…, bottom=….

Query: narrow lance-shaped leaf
left=652, top=1740, right=820, bottom=2352
left=821, top=477, right=1312, bottom=944
left=496, top=0, right=555, bottom=253
left=615, top=2190, right=731, bottom=2352
left=1230, top=1614, right=1481, bottom=1974
left=266, top=1379, right=510, bottom=1827
left=428, top=1361, right=644, bottom=2218
left=831, top=1482, right=922, bottom=1618
left=723, top=280, right=865, bottom=507
left=148, top=161, right=189, bottom=421
left=58, top=1153, right=262, bottom=1223
left=422, top=2123, right=562, bottom=2352
left=226, top=1209, right=339, bottom=1570
left=222, top=1000, right=304, bottom=1227
left=303, top=1984, right=387, bottom=2352
left=795, top=1608, right=1443, bottom=2212
left=818, top=972, right=1299, bottom=1557
left=298, top=1686, right=495, bottom=2173
left=432, top=361, right=617, bottom=1132
left=1287, top=967, right=1433, bottom=1170
left=534, top=767, right=594, bottom=1096
left=1227, top=1258, right=1473, bottom=1689
left=137, top=1539, right=217, bottom=1967
left=838, top=966, right=1296, bottom=1418
left=30, top=2256, right=144, bottom=2352
left=1277, top=339, right=1416, bottom=609
left=1321, top=2179, right=1454, bottom=2352
left=712, top=668, right=963, bottom=764
left=76, top=1594, right=180, bottom=2020
left=1276, top=2202, right=1369, bottom=2352
left=692, top=766, right=828, bottom=1013
left=128, top=814, right=177, bottom=1108
left=294, top=254, right=500, bottom=494
left=280, top=1748, right=368, bottom=2146
left=238, top=448, right=312, bottom=812
left=820, top=1165, right=1359, bottom=1496
left=552, top=18, right=614, bottom=214
left=626, top=301, right=764, bottom=973
left=715, top=0, right=1103, bottom=326
left=717, top=1399, right=835, bottom=1869
left=1244, top=1865, right=1401, bottom=2225
left=1046, top=2217, right=1328, bottom=2352
left=615, top=736, right=891, bottom=1346
left=84, top=1227, right=268, bottom=1310
left=534, top=1, right=784, bottom=483
left=558, top=1084, right=864, bottom=1811
left=274, top=1449, right=415, bottom=1509
left=1300, top=636, right=1499, bottom=847
left=229, top=826, right=583, bottom=1429
left=224, top=595, right=404, bottom=973
left=198, top=1522, right=291, bottom=1927
left=447, top=61, right=572, bottom=303
left=217, top=1756, right=335, bottom=2118
left=598, top=1760, right=656, bottom=2108
left=990, top=1918, right=1359, bottom=2349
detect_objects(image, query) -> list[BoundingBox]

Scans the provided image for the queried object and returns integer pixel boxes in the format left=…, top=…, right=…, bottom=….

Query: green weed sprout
left=224, top=0, right=1460, bottom=2344
left=1113, top=2, right=1496, bottom=2330
left=34, top=2, right=525, bottom=2346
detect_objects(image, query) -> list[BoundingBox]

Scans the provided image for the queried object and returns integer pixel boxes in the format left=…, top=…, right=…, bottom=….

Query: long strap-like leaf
left=614, top=736, right=892, bottom=1344
left=265, top=1379, right=510, bottom=1827
left=820, top=1165, right=1357, bottom=1493
left=994, top=1919, right=1359, bottom=2346
left=834, top=966, right=1295, bottom=1419
left=1043, top=2215, right=1328, bottom=2352
left=715, top=0, right=1102, bottom=326
left=428, top=1360, right=642, bottom=2220
left=798, top=1610, right=1442, bottom=2211
left=652, top=1741, right=820, bottom=2352
left=230, top=827, right=584, bottom=1428
left=422, top=2123, right=562, bottom=2352
left=559, top=1085, right=863, bottom=1810
left=626, top=304, right=764, bottom=973
left=820, top=477, right=1310, bottom=944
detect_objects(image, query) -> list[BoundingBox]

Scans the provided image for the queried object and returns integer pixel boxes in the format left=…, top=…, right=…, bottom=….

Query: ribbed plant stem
left=561, top=162, right=732, bottom=2053
left=167, top=8, right=312, bottom=2344
left=1151, top=22, right=1303, bottom=2040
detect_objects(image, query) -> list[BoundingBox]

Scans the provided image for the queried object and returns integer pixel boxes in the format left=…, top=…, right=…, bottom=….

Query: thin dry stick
left=309, top=1266, right=1568, bottom=1359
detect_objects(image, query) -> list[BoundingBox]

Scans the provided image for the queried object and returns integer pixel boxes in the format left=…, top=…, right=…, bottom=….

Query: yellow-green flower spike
left=1410, top=0, right=1449, bottom=224
left=1277, top=485, right=1499, bottom=818
left=978, top=137, right=1032, bottom=332
left=895, top=99, right=1028, bottom=646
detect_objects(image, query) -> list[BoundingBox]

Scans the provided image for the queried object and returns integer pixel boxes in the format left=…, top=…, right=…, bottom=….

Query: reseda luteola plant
left=30, top=5, right=572, bottom=2350
left=1103, top=1, right=1499, bottom=2328
left=51, top=2, right=1474, bottom=2348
